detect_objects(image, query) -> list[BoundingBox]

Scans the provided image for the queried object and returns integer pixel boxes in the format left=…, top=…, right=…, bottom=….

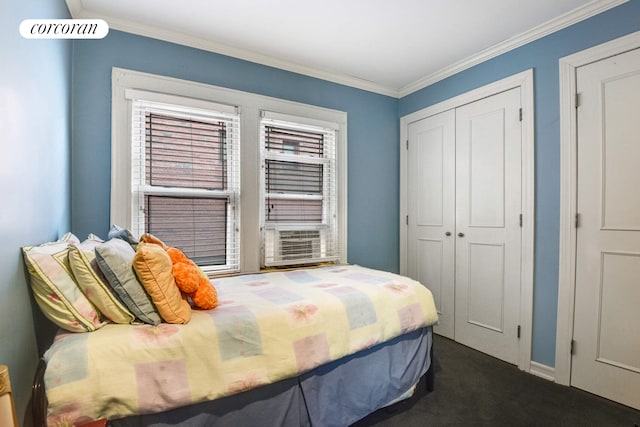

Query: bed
left=29, top=264, right=438, bottom=427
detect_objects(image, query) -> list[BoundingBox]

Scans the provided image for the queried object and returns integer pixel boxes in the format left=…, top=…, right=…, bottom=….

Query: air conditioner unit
left=277, top=229, right=321, bottom=261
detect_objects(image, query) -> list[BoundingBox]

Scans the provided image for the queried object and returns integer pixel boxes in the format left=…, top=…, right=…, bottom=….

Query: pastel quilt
left=44, top=265, right=438, bottom=425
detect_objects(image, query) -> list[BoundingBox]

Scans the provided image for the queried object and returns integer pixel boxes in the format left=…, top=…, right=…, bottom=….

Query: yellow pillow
left=68, top=237, right=135, bottom=324
left=133, top=242, right=191, bottom=324
left=22, top=236, right=105, bottom=332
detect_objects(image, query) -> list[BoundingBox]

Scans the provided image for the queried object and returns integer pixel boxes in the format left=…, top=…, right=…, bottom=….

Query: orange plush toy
left=166, top=247, right=219, bottom=310
left=140, top=233, right=219, bottom=310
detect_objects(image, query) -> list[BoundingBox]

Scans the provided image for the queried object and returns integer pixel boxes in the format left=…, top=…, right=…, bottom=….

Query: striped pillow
left=22, top=233, right=105, bottom=332
left=68, top=235, right=135, bottom=324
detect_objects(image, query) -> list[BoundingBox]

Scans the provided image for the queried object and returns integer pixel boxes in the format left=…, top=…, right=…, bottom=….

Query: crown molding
left=65, top=0, right=400, bottom=98
left=398, top=0, right=628, bottom=97
left=65, top=0, right=83, bottom=17
left=67, top=0, right=627, bottom=99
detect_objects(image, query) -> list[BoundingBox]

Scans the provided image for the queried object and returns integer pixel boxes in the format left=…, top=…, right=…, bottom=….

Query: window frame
left=111, top=68, right=347, bottom=275
left=129, top=96, right=241, bottom=273
left=259, top=113, right=340, bottom=267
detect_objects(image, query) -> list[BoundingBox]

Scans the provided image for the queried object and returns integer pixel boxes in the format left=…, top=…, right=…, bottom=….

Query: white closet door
left=572, top=47, right=640, bottom=410
left=454, top=87, right=522, bottom=364
left=406, top=110, right=456, bottom=338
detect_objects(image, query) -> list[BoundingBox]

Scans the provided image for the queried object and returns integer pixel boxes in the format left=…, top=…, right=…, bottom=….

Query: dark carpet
left=353, top=334, right=640, bottom=427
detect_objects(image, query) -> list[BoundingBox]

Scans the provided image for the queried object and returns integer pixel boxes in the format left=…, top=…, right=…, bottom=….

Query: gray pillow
left=95, top=238, right=162, bottom=325
left=107, top=224, right=139, bottom=246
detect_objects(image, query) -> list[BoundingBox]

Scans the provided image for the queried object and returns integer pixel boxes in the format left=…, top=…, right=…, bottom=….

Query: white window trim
left=259, top=112, right=340, bottom=267
left=128, top=95, right=241, bottom=273
left=111, top=67, right=347, bottom=274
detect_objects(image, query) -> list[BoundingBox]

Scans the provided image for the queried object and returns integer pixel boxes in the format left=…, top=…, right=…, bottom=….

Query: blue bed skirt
left=110, top=326, right=433, bottom=427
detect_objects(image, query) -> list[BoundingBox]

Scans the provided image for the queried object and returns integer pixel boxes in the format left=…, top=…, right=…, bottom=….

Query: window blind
left=260, top=115, right=339, bottom=267
left=131, top=98, right=240, bottom=272
left=145, top=112, right=227, bottom=191
left=144, top=196, right=228, bottom=265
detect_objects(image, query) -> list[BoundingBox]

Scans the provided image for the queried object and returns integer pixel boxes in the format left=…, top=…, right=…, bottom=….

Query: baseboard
left=529, top=361, right=555, bottom=382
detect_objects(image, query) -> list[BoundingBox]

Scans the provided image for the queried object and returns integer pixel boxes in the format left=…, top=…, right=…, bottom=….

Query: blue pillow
left=95, top=238, right=161, bottom=325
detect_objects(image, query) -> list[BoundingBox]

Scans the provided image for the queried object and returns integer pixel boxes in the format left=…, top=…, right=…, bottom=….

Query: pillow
left=139, top=233, right=166, bottom=247
left=59, top=231, right=80, bottom=245
left=22, top=235, right=105, bottom=332
left=95, top=238, right=162, bottom=325
left=107, top=224, right=139, bottom=246
left=133, top=242, right=191, bottom=324
left=68, top=236, right=135, bottom=324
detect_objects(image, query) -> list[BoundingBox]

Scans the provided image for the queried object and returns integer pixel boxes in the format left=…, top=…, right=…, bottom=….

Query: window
left=112, top=68, right=347, bottom=275
left=129, top=95, right=240, bottom=273
left=260, top=113, right=340, bottom=266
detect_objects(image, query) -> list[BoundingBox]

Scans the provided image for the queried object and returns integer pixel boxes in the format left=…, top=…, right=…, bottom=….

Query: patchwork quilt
left=43, top=264, right=438, bottom=425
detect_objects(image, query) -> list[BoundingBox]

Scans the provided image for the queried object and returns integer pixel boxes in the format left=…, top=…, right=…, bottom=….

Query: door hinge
left=517, top=325, right=521, bottom=339
left=406, top=140, right=409, bottom=150
left=575, top=213, right=580, bottom=228
left=406, top=215, right=409, bottom=226
left=575, top=93, right=581, bottom=108
left=519, top=108, right=523, bottom=122
left=519, top=214, right=523, bottom=227
left=570, top=339, right=576, bottom=355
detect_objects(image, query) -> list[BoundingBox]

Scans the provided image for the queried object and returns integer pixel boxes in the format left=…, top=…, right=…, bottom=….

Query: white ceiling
left=66, top=0, right=626, bottom=97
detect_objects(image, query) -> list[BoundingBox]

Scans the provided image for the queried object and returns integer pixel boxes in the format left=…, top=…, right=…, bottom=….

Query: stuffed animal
left=166, top=247, right=219, bottom=310
left=140, top=233, right=219, bottom=310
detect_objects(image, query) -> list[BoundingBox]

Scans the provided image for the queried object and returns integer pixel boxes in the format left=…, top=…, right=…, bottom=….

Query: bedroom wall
left=1, top=0, right=72, bottom=422
left=69, top=1, right=640, bottom=370
left=71, top=30, right=400, bottom=273
left=399, top=1, right=640, bottom=367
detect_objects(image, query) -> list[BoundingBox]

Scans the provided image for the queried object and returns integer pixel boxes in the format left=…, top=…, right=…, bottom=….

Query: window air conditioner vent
left=278, top=230, right=321, bottom=261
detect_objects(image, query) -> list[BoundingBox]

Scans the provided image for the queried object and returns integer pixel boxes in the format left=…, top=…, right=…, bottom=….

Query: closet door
left=454, top=88, right=522, bottom=364
left=572, top=47, right=640, bottom=410
left=406, top=110, right=456, bottom=338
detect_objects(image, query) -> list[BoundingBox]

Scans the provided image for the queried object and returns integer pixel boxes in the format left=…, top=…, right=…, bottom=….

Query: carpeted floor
left=353, top=334, right=640, bottom=427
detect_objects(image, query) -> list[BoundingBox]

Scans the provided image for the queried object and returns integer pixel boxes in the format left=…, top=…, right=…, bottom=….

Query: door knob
left=457, top=232, right=465, bottom=237
left=445, top=231, right=452, bottom=236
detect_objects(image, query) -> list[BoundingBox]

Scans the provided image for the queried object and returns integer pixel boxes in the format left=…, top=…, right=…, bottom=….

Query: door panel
left=573, top=47, right=640, bottom=410
left=467, top=242, right=505, bottom=332
left=407, top=110, right=456, bottom=338
left=598, top=252, right=640, bottom=372
left=416, top=238, right=444, bottom=314
left=416, top=127, right=445, bottom=226
left=600, top=70, right=640, bottom=230
left=454, top=88, right=522, bottom=365
left=468, top=109, right=506, bottom=227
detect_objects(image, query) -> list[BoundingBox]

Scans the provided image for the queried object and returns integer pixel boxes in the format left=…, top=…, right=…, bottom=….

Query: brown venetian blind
left=146, top=112, right=227, bottom=191
left=144, top=196, right=228, bottom=265
left=264, top=125, right=324, bottom=223
left=131, top=98, right=240, bottom=271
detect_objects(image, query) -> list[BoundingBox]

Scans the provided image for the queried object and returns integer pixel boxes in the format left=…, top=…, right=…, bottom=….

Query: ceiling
left=66, top=0, right=626, bottom=97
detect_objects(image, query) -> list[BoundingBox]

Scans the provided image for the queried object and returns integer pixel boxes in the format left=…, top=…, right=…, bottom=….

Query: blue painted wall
left=1, top=0, right=72, bottom=421
left=71, top=30, right=400, bottom=273
left=399, top=1, right=640, bottom=366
